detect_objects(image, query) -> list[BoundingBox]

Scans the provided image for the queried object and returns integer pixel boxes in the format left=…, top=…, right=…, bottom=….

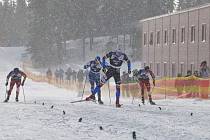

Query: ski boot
left=15, top=97, right=19, bottom=102
left=15, top=93, right=19, bottom=102
left=149, top=95, right=156, bottom=105
left=98, top=93, right=104, bottom=104
left=4, top=95, right=10, bottom=103
left=98, top=100, right=104, bottom=105
left=142, top=96, right=145, bottom=105
left=116, top=97, right=122, bottom=108
left=85, top=94, right=96, bottom=101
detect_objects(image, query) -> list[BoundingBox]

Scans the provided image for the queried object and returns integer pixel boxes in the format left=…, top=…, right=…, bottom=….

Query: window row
left=143, top=24, right=207, bottom=46
left=144, top=62, right=195, bottom=77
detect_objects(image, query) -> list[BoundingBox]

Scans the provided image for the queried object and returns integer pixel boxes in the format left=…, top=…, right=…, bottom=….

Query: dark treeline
left=0, top=0, right=210, bottom=67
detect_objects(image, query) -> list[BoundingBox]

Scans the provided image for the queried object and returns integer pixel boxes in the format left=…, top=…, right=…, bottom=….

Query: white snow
left=0, top=47, right=210, bottom=140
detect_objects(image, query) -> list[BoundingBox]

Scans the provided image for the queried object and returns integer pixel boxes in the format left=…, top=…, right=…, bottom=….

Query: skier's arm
left=124, top=54, right=131, bottom=74
left=149, top=70, right=155, bottom=86
left=102, top=52, right=110, bottom=68
left=5, top=71, right=12, bottom=85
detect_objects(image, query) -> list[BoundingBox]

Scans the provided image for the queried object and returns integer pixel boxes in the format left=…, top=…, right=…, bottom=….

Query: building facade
left=140, top=4, right=210, bottom=78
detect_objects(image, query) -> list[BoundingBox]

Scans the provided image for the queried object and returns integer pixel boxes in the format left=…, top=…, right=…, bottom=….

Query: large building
left=140, top=4, right=210, bottom=78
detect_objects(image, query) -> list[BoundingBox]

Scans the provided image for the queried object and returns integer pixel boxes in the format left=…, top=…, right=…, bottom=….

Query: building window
left=143, top=62, right=146, bottom=67
left=202, top=24, right=207, bottom=42
left=157, top=31, right=160, bottom=45
left=164, top=63, right=167, bottom=76
left=172, top=29, right=176, bottom=44
left=156, top=63, right=160, bottom=76
left=144, top=33, right=147, bottom=46
left=190, top=64, right=194, bottom=73
left=180, top=63, right=184, bottom=75
left=149, top=32, right=153, bottom=45
left=181, top=27, right=185, bottom=43
left=191, top=26, right=195, bottom=42
left=150, top=63, right=153, bottom=70
left=172, top=63, right=176, bottom=77
left=164, top=30, right=168, bottom=44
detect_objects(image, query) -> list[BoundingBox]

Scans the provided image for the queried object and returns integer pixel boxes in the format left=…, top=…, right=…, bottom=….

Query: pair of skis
left=70, top=99, right=97, bottom=104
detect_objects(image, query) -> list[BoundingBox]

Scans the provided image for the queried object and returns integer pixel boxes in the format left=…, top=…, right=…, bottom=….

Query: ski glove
left=153, top=80, right=155, bottom=86
left=128, top=70, right=131, bottom=74
left=5, top=82, right=8, bottom=86
left=102, top=68, right=107, bottom=74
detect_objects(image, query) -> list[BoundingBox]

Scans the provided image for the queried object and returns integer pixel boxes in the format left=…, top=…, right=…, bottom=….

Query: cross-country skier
left=86, top=47, right=131, bottom=107
left=84, top=56, right=104, bottom=104
left=135, top=66, right=156, bottom=105
left=4, top=68, right=27, bottom=102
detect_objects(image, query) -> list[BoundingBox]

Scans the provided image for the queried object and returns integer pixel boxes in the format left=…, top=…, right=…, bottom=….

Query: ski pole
left=107, top=80, right=111, bottom=104
left=22, top=86, right=26, bottom=103
left=81, top=75, right=87, bottom=100
left=5, top=85, right=8, bottom=100
left=131, top=94, right=135, bottom=104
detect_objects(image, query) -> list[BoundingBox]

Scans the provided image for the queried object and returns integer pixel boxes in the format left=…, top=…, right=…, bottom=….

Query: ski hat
left=95, top=56, right=101, bottom=62
left=116, top=44, right=122, bottom=52
left=200, top=61, right=207, bottom=67
left=14, top=68, right=19, bottom=73
left=115, top=44, right=122, bottom=56
left=144, top=66, right=150, bottom=70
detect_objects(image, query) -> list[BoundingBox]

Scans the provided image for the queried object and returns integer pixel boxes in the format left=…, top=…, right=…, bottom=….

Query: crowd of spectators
left=46, top=67, right=86, bottom=85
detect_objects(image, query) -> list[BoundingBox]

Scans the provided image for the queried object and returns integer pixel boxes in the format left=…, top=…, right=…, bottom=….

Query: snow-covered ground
left=0, top=47, right=210, bottom=140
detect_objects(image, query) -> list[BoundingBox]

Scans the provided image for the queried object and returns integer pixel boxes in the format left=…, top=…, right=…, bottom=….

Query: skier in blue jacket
left=86, top=47, right=131, bottom=107
left=84, top=56, right=103, bottom=104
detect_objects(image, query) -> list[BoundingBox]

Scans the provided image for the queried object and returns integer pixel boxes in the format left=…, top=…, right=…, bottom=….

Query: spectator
left=175, top=73, right=184, bottom=96
left=65, top=67, right=72, bottom=80
left=121, top=71, right=130, bottom=97
left=77, top=69, right=84, bottom=83
left=46, top=68, right=52, bottom=83
left=130, top=69, right=141, bottom=98
left=54, top=69, right=60, bottom=83
left=59, top=68, right=64, bottom=81
left=199, top=61, right=210, bottom=78
left=199, top=61, right=210, bottom=99
left=184, top=70, right=193, bottom=95
left=192, top=70, right=199, bottom=97
left=72, top=70, right=77, bottom=82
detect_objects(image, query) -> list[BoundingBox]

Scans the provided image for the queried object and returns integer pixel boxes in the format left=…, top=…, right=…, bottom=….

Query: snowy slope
left=0, top=47, right=210, bottom=140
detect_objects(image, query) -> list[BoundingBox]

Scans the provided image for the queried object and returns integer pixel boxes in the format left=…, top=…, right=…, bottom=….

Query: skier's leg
left=96, top=74, right=103, bottom=104
left=15, top=81, right=21, bottom=102
left=5, top=80, right=15, bottom=102
left=113, top=69, right=122, bottom=107
left=115, top=85, right=121, bottom=107
left=139, top=81, right=145, bottom=104
left=146, top=81, right=155, bottom=105
left=93, top=68, right=113, bottom=95
left=90, top=81, right=95, bottom=94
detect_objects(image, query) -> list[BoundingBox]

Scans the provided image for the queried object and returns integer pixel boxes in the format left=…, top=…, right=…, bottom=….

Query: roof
left=140, top=3, right=210, bottom=22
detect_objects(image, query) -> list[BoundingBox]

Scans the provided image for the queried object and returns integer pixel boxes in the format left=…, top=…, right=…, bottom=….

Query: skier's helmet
left=95, top=56, right=101, bottom=62
left=14, top=68, right=19, bottom=74
left=115, top=45, right=122, bottom=56
left=132, top=69, right=139, bottom=76
left=144, top=66, right=150, bottom=71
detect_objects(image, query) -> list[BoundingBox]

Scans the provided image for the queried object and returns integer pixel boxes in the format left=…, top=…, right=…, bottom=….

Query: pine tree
left=14, top=0, right=28, bottom=46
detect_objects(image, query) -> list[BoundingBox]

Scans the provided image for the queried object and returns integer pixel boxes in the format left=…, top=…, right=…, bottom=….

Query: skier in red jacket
left=4, top=68, right=27, bottom=102
left=135, top=66, right=156, bottom=105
